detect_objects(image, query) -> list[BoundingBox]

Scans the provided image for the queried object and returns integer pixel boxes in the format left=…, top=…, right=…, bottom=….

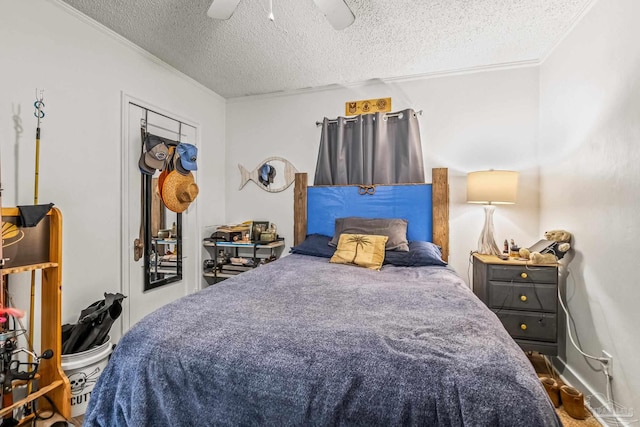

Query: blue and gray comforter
left=83, top=254, right=559, bottom=426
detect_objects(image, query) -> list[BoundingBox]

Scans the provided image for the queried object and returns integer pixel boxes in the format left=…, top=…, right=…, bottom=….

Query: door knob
left=134, top=238, right=143, bottom=261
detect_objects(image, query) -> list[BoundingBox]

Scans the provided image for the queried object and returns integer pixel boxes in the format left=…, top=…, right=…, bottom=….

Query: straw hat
left=158, top=169, right=169, bottom=198
left=162, top=171, right=199, bottom=213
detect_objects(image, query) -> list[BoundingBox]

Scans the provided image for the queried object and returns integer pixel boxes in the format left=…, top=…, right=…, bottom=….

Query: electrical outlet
left=602, top=350, right=613, bottom=369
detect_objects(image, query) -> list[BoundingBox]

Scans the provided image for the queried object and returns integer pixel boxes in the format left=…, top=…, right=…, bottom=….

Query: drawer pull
left=520, top=323, right=527, bottom=331
left=520, top=295, right=527, bottom=302
left=520, top=272, right=528, bottom=279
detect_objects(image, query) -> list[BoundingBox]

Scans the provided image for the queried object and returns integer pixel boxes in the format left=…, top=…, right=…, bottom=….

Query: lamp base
left=477, top=205, right=502, bottom=256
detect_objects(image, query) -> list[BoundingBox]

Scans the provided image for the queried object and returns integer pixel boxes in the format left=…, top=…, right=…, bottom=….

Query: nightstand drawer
left=487, top=265, right=557, bottom=284
left=488, top=282, right=557, bottom=312
left=495, top=311, right=557, bottom=342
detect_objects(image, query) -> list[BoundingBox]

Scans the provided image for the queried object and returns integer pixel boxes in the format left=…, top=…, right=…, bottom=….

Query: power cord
left=557, top=271, right=609, bottom=364
left=558, top=266, right=613, bottom=403
left=467, top=250, right=476, bottom=286
left=522, top=253, right=613, bottom=404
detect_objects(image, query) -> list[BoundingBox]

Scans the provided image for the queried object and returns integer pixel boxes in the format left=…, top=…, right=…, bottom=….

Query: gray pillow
left=329, top=217, right=409, bottom=251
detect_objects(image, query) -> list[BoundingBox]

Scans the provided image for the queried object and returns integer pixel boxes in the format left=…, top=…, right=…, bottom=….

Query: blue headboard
left=307, top=184, right=432, bottom=242
left=293, top=168, right=449, bottom=260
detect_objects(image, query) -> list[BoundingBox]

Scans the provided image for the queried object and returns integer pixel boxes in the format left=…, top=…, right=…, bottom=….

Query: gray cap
left=144, top=134, right=169, bottom=171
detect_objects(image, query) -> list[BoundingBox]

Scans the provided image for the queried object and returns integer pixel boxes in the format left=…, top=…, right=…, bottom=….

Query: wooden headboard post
left=293, top=168, right=449, bottom=261
left=293, top=173, right=308, bottom=246
left=431, top=168, right=449, bottom=262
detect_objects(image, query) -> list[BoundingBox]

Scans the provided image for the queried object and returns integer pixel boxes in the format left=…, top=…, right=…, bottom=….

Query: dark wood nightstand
left=472, top=253, right=560, bottom=355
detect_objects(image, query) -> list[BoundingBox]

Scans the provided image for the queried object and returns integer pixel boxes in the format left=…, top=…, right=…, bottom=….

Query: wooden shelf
left=1, top=262, right=58, bottom=275
left=1, top=207, right=71, bottom=420
left=203, top=240, right=284, bottom=249
left=16, top=413, right=35, bottom=426
left=0, top=380, right=65, bottom=418
left=203, top=272, right=236, bottom=279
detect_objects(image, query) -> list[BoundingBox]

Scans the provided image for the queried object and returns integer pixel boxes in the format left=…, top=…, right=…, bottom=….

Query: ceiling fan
left=207, top=0, right=355, bottom=30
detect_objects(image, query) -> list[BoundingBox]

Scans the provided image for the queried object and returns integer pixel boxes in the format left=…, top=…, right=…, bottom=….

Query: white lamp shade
left=467, top=170, right=519, bottom=204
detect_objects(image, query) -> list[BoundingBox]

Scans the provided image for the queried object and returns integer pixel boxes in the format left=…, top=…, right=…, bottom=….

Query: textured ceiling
left=59, top=0, right=592, bottom=99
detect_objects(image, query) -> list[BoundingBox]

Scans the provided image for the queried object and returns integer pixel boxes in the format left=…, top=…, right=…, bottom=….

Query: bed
left=83, top=169, right=560, bottom=426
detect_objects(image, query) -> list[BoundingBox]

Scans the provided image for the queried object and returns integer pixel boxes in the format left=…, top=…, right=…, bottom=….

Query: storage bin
left=61, top=337, right=112, bottom=417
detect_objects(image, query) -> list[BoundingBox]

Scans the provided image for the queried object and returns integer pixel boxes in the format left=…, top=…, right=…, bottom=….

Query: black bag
left=62, top=293, right=126, bottom=354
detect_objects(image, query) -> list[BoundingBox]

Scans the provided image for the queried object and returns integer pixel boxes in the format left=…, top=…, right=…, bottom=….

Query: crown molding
left=539, top=0, right=600, bottom=64
left=226, top=59, right=540, bottom=104
left=48, top=0, right=225, bottom=102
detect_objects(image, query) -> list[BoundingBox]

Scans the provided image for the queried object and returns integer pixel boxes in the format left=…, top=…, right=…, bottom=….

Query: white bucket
left=61, top=338, right=113, bottom=417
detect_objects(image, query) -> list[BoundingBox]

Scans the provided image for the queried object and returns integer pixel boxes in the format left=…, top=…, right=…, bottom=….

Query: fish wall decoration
left=239, top=157, right=298, bottom=193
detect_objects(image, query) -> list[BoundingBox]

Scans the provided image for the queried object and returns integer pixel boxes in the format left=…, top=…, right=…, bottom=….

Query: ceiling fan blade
left=207, top=0, right=242, bottom=20
left=313, top=0, right=355, bottom=30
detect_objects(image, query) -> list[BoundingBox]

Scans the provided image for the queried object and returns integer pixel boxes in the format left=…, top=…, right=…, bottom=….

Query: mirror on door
left=141, top=131, right=183, bottom=291
left=136, top=111, right=197, bottom=291
left=144, top=170, right=182, bottom=291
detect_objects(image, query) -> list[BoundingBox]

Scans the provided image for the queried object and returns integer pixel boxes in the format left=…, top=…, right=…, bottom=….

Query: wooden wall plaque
left=345, top=97, right=391, bottom=116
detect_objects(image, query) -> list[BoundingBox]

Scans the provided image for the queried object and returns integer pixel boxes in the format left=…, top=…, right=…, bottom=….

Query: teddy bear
left=519, top=229, right=572, bottom=264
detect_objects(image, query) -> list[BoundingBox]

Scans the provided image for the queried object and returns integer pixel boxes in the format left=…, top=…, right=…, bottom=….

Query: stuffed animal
left=519, top=229, right=572, bottom=264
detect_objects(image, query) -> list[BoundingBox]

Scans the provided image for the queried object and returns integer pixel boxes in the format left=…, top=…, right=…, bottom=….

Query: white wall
left=226, top=68, right=541, bottom=279
left=0, top=0, right=226, bottom=341
left=539, top=0, right=640, bottom=420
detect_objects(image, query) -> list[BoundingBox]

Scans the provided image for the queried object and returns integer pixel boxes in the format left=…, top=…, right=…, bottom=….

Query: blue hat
left=176, top=143, right=198, bottom=171
left=258, top=163, right=275, bottom=186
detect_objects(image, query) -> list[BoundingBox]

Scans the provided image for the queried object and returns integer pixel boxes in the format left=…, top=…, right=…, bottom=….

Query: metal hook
left=33, top=89, right=45, bottom=120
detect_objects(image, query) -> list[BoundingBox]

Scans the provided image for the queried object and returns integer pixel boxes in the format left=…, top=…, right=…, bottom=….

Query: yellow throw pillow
left=329, top=233, right=388, bottom=271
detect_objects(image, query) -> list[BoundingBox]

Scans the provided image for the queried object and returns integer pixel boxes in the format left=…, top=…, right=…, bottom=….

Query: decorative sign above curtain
left=314, top=108, right=425, bottom=186
left=345, top=97, right=392, bottom=116
left=239, top=156, right=298, bottom=193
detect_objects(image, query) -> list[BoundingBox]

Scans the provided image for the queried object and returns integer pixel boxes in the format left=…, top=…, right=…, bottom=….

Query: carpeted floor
left=528, top=352, right=602, bottom=427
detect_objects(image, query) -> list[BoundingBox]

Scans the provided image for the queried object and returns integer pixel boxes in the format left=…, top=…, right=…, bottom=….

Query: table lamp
left=467, top=170, right=519, bottom=255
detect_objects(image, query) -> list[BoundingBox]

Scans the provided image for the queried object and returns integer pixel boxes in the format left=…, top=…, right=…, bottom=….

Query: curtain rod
left=315, top=110, right=422, bottom=127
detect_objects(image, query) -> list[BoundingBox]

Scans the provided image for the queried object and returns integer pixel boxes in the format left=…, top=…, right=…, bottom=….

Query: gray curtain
left=314, top=108, right=425, bottom=185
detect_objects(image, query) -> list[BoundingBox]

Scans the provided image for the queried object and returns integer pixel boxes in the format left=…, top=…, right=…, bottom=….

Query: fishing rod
left=27, top=91, right=45, bottom=368
left=33, top=90, right=44, bottom=205
left=0, top=94, right=55, bottom=423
